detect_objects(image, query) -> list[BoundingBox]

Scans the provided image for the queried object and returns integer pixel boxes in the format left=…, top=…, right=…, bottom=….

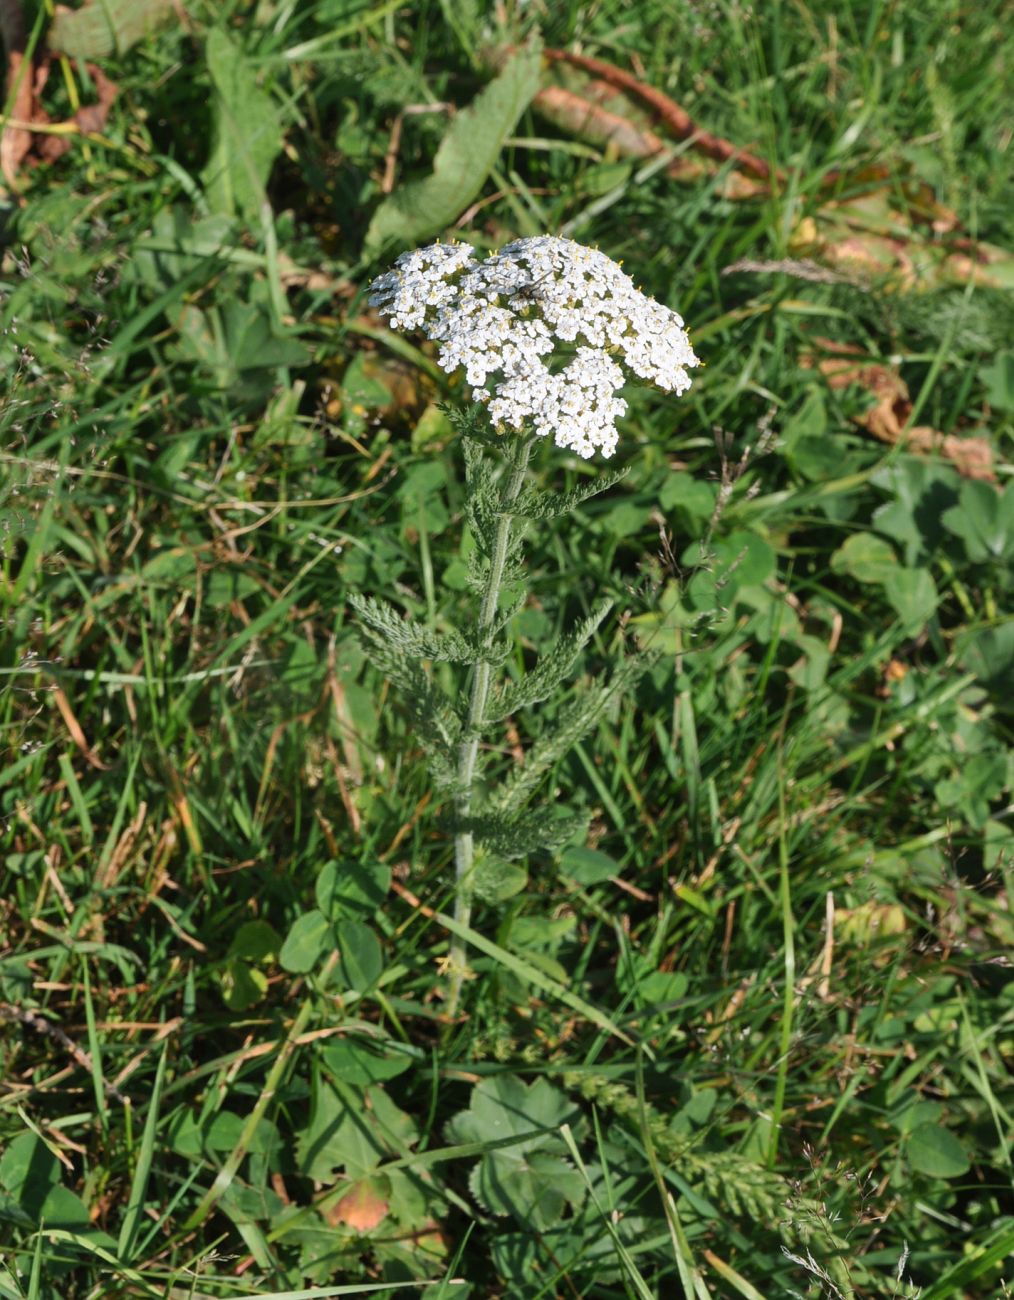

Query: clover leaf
left=445, top=1075, right=584, bottom=1230
left=942, top=480, right=1014, bottom=564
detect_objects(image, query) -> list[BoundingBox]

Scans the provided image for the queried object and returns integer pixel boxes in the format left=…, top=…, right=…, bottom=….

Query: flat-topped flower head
left=368, top=235, right=699, bottom=458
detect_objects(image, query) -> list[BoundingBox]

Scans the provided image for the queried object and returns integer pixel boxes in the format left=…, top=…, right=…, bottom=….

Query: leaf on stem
left=515, top=467, right=630, bottom=520
left=351, top=592, right=496, bottom=664
left=493, top=655, right=654, bottom=814
left=485, top=598, right=613, bottom=722
left=455, top=808, right=584, bottom=859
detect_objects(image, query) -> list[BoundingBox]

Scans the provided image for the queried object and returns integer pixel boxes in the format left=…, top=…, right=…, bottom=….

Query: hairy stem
left=446, top=436, right=534, bottom=1021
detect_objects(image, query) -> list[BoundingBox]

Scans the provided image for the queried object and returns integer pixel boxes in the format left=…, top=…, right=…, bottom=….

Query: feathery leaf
left=485, top=599, right=614, bottom=723
left=350, top=592, right=505, bottom=664
left=454, top=809, right=585, bottom=859
left=494, top=655, right=653, bottom=812
left=516, top=467, right=630, bottom=521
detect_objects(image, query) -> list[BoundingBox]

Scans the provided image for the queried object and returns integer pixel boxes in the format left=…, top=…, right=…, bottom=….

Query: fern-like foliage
left=562, top=1071, right=788, bottom=1223
left=515, top=465, right=629, bottom=521
left=485, top=598, right=614, bottom=723
left=349, top=593, right=506, bottom=665
left=352, top=421, right=652, bottom=882
left=493, top=655, right=654, bottom=813
left=463, top=459, right=501, bottom=560
left=353, top=631, right=462, bottom=790
left=444, top=401, right=503, bottom=449
left=454, top=808, right=585, bottom=859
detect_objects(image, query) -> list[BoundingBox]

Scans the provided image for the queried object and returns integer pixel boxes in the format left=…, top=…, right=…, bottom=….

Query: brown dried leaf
left=36, top=63, right=117, bottom=163
left=535, top=82, right=667, bottom=159
left=544, top=45, right=776, bottom=180
left=805, top=340, right=996, bottom=481
left=792, top=193, right=1014, bottom=292
left=51, top=684, right=109, bottom=770
left=532, top=84, right=762, bottom=196
left=1, top=0, right=33, bottom=188
left=1, top=49, right=35, bottom=186
left=484, top=41, right=770, bottom=196
left=0, top=7, right=120, bottom=184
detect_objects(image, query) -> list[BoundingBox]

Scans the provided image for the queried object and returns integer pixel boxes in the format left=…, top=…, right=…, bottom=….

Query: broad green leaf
left=830, top=531, right=897, bottom=584
left=446, top=1075, right=576, bottom=1150
left=297, top=1080, right=415, bottom=1182
left=941, top=480, right=1014, bottom=562
left=228, top=920, right=281, bottom=962
left=297, top=1081, right=360, bottom=1181
left=782, top=389, right=834, bottom=481
left=316, top=861, right=391, bottom=920
left=448, top=1076, right=584, bottom=1229
left=983, top=819, right=1013, bottom=873
left=711, top=531, right=776, bottom=588
left=365, top=41, right=542, bottom=248
left=336, top=919, right=384, bottom=992
left=907, top=1122, right=970, bottom=1178
left=957, top=621, right=1014, bottom=694
left=560, top=845, right=617, bottom=885
left=0, top=1134, right=112, bottom=1241
left=412, top=402, right=454, bottom=452
left=935, top=750, right=1008, bottom=828
left=48, top=0, right=176, bottom=58
left=639, top=969, right=690, bottom=1004
left=0, top=1134, right=60, bottom=1213
left=787, top=632, right=831, bottom=691
left=342, top=353, right=393, bottom=409
left=597, top=497, right=648, bottom=538
left=219, top=958, right=268, bottom=1012
left=204, top=1112, right=278, bottom=1154
left=684, top=530, right=775, bottom=611
left=219, top=1181, right=285, bottom=1225
left=36, top=1183, right=92, bottom=1228
left=167, top=1111, right=203, bottom=1159
left=281, top=637, right=319, bottom=697
left=980, top=352, right=1014, bottom=412
left=321, top=1038, right=413, bottom=1086
left=222, top=301, right=309, bottom=372
left=131, top=207, right=236, bottom=291
left=492, top=1209, right=649, bottom=1288
left=469, top=1148, right=584, bottom=1230
left=616, top=951, right=689, bottom=1007
left=892, top=1098, right=943, bottom=1134
left=871, top=458, right=959, bottom=564
left=681, top=1087, right=718, bottom=1126
left=472, top=854, right=528, bottom=903
left=279, top=909, right=334, bottom=973
left=142, top=546, right=198, bottom=582
left=202, top=28, right=284, bottom=218
left=883, top=567, right=938, bottom=634
left=658, top=471, right=717, bottom=528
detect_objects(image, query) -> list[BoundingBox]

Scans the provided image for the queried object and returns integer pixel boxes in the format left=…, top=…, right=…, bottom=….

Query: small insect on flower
left=509, top=269, right=554, bottom=303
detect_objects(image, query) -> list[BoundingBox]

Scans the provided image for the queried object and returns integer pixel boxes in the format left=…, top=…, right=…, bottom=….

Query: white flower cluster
left=368, top=235, right=699, bottom=459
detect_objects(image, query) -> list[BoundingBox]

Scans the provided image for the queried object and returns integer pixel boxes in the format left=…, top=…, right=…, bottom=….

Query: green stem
left=182, top=995, right=314, bottom=1231
left=446, top=436, right=534, bottom=1021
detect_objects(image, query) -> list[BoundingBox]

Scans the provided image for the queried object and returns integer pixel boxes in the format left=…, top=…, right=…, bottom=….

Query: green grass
left=1, top=0, right=1012, bottom=1296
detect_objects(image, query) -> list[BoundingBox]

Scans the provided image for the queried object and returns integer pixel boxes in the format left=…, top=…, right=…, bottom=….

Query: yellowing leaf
left=328, top=1177, right=391, bottom=1232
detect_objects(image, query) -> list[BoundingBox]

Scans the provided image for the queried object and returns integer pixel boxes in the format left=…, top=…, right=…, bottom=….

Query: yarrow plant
left=355, top=236, right=699, bottom=1016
